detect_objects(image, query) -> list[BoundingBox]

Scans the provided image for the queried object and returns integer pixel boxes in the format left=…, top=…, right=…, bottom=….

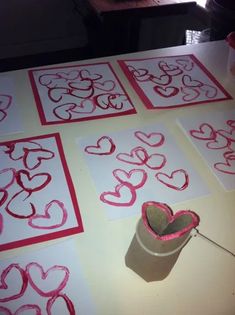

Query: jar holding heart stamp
left=125, top=201, right=235, bottom=282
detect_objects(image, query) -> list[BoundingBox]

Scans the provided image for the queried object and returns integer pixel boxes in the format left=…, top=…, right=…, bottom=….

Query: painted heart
left=6, top=190, right=36, bottom=219
left=0, top=168, right=16, bottom=189
left=16, top=170, right=51, bottom=194
left=116, top=146, right=148, bottom=165
left=129, top=67, right=150, bottom=81
left=0, top=213, right=3, bottom=234
left=53, top=103, right=78, bottom=120
left=158, top=61, right=183, bottom=76
left=70, top=99, right=96, bottom=114
left=141, top=201, right=199, bottom=240
left=0, top=189, right=8, bottom=206
left=181, top=87, right=200, bottom=102
left=155, top=169, right=189, bottom=190
left=0, top=109, right=7, bottom=122
left=69, top=79, right=93, bottom=91
left=23, top=148, right=54, bottom=170
left=100, top=183, right=136, bottom=207
left=80, top=69, right=102, bottom=81
left=84, top=136, right=116, bottom=155
left=214, top=158, right=235, bottom=175
left=136, top=151, right=166, bottom=170
left=28, top=200, right=67, bottom=229
left=46, top=294, right=75, bottom=315
left=39, top=73, right=61, bottom=87
left=48, top=87, right=69, bottom=102
left=207, top=132, right=230, bottom=150
left=0, top=94, right=12, bottom=110
left=113, top=168, right=147, bottom=189
left=95, top=93, right=127, bottom=110
left=182, top=75, right=203, bottom=88
left=26, top=262, right=69, bottom=297
left=190, top=123, right=216, bottom=140
left=5, top=141, right=42, bottom=161
left=69, top=81, right=94, bottom=99
left=217, top=128, right=235, bottom=142
left=0, top=304, right=42, bottom=315
left=57, top=70, right=80, bottom=81
left=0, top=264, right=28, bottom=302
left=175, top=58, right=194, bottom=71
left=153, top=85, right=179, bottom=98
left=223, top=150, right=235, bottom=160
left=150, top=74, right=172, bottom=86
left=200, top=84, right=217, bottom=98
left=94, top=80, right=115, bottom=92
left=134, top=131, right=165, bottom=147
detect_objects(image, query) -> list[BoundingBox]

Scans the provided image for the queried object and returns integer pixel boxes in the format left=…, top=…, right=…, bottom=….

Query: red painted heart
left=113, top=168, right=147, bottom=189
left=200, top=84, right=217, bottom=98
left=26, top=262, right=69, bottom=297
left=5, top=141, right=42, bottom=161
left=154, top=85, right=179, bottom=98
left=181, top=87, right=200, bottom=102
left=100, top=183, right=136, bottom=207
left=134, top=131, right=165, bottom=147
left=28, top=200, right=67, bottom=230
left=206, top=132, right=230, bottom=150
left=116, top=146, right=148, bottom=165
left=142, top=201, right=199, bottom=240
left=175, top=58, right=194, bottom=71
left=182, top=75, right=203, bottom=88
left=129, top=67, right=150, bottom=81
left=23, top=148, right=54, bottom=170
left=80, top=69, right=102, bottom=81
left=6, top=190, right=36, bottom=219
left=95, top=93, right=127, bottom=110
left=0, top=304, right=41, bottom=315
left=190, top=123, right=216, bottom=140
left=0, top=109, right=7, bottom=122
left=46, top=294, right=75, bottom=315
left=217, top=128, right=235, bottom=142
left=155, top=169, right=189, bottom=191
left=94, top=80, right=115, bottom=92
left=53, top=103, right=78, bottom=120
left=158, top=61, right=183, bottom=76
left=84, top=136, right=116, bottom=155
left=0, top=264, right=28, bottom=302
left=214, top=158, right=235, bottom=175
left=0, top=168, right=16, bottom=189
left=16, top=170, right=51, bottom=194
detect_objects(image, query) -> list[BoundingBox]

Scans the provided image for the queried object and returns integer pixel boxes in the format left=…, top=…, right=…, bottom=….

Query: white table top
left=0, top=40, right=235, bottom=315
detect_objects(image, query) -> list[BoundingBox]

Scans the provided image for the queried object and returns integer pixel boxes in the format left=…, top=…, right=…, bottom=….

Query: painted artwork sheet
left=179, top=109, right=235, bottom=190
left=78, top=124, right=209, bottom=220
left=0, top=133, right=83, bottom=251
left=28, top=62, right=136, bottom=125
left=0, top=239, right=96, bottom=315
left=118, top=54, right=232, bottom=109
left=0, top=76, right=23, bottom=136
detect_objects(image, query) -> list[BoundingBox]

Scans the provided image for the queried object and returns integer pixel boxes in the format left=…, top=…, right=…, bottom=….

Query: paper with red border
left=118, top=54, right=232, bottom=109
left=28, top=62, right=136, bottom=125
left=78, top=123, right=209, bottom=220
left=178, top=109, right=235, bottom=190
left=0, top=76, right=23, bottom=136
left=0, top=133, right=83, bottom=251
left=0, top=239, right=95, bottom=315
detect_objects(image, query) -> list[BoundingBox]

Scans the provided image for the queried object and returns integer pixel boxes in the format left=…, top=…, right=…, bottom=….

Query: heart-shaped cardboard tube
left=142, top=201, right=200, bottom=241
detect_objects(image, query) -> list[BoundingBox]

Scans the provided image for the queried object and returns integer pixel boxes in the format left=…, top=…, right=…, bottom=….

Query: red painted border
left=0, top=133, right=84, bottom=252
left=117, top=54, right=233, bottom=109
left=28, top=62, right=136, bottom=126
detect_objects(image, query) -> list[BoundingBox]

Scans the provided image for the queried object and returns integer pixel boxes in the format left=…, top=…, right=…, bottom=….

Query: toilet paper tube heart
left=142, top=201, right=199, bottom=241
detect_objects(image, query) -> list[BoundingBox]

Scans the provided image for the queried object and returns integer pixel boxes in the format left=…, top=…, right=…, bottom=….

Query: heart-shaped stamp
left=113, top=168, right=147, bottom=189
left=46, top=294, right=75, bottom=315
left=0, top=264, right=28, bottom=302
left=28, top=200, right=67, bottom=229
left=100, top=183, right=136, bottom=207
left=16, top=170, right=51, bottom=194
left=85, top=136, right=116, bottom=155
left=155, top=169, right=189, bottom=191
left=135, top=131, right=165, bottom=147
left=6, top=190, right=36, bottom=219
left=142, top=201, right=199, bottom=240
left=190, top=123, right=216, bottom=140
left=154, top=85, right=179, bottom=98
left=0, top=304, right=41, bottom=315
left=0, top=168, right=16, bottom=190
left=26, top=262, right=69, bottom=297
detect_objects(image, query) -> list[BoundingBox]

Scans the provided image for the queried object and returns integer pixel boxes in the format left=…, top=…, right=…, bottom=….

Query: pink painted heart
left=0, top=305, right=41, bottom=315
left=214, top=158, right=235, bottom=175
left=48, top=87, right=69, bottom=102
left=207, top=132, right=230, bottom=150
left=113, top=168, right=147, bottom=189
left=16, top=170, right=51, bottom=194
left=200, top=84, right=217, bottom=98
left=176, top=58, right=194, bottom=71
left=54, top=101, right=95, bottom=120
left=181, top=87, right=200, bottom=102
left=150, top=74, right=172, bottom=86
left=134, top=131, right=165, bottom=147
left=94, top=80, right=115, bottom=92
left=23, top=148, right=54, bottom=170
left=0, top=189, right=8, bottom=207
left=154, top=85, right=179, bottom=98
left=155, top=169, right=189, bottom=190
left=190, top=123, right=216, bottom=140
left=136, top=150, right=166, bottom=170
left=0, top=168, right=16, bottom=189
left=70, top=99, right=96, bottom=114
left=100, top=183, right=136, bottom=207
left=26, top=262, right=69, bottom=297
left=158, top=61, right=183, bottom=76
left=46, top=294, right=75, bottom=315
left=39, top=73, right=61, bottom=87
left=142, top=201, right=199, bottom=241
left=0, top=94, right=12, bottom=110
left=129, top=67, right=150, bottom=81
left=6, top=190, right=36, bottom=219
left=217, top=128, right=235, bottom=142
left=5, top=141, right=42, bottom=161
left=116, top=146, right=148, bottom=165
left=85, top=136, right=116, bottom=155
left=68, top=79, right=92, bottom=91
left=182, top=75, right=203, bottom=88
left=80, top=69, right=102, bottom=81
left=57, top=70, right=80, bottom=81
left=28, top=200, right=67, bottom=229
left=0, top=264, right=28, bottom=302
